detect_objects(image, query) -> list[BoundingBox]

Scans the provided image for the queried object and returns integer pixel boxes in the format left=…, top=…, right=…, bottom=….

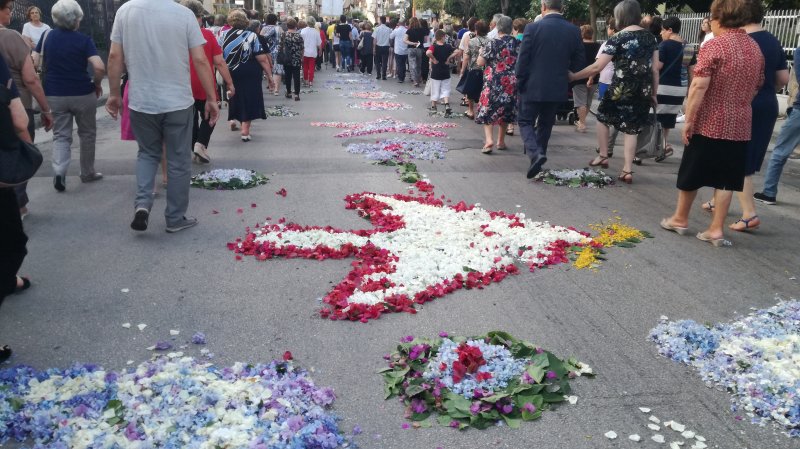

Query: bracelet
left=42, top=110, right=52, bottom=114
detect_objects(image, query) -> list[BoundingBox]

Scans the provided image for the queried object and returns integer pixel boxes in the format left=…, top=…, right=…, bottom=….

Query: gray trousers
left=49, top=94, right=98, bottom=177
left=129, top=106, right=193, bottom=225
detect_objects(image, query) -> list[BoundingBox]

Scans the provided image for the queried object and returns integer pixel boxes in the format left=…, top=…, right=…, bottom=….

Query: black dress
left=223, top=29, right=267, bottom=122
left=0, top=55, right=28, bottom=303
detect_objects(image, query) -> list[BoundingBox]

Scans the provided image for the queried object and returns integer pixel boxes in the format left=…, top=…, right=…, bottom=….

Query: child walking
left=426, top=30, right=456, bottom=116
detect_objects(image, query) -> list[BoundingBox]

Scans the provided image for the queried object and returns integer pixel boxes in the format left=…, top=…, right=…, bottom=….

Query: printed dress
left=261, top=25, right=282, bottom=75
left=475, top=35, right=519, bottom=125
left=596, top=29, right=658, bottom=134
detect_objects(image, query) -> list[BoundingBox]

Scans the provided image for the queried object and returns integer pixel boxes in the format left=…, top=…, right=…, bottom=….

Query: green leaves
left=398, top=162, right=420, bottom=183
left=380, top=332, right=595, bottom=431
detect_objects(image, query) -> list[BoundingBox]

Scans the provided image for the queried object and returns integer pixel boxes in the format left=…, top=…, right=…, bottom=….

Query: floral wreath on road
left=0, top=356, right=350, bottom=448
left=190, top=168, right=269, bottom=190
left=229, top=182, right=600, bottom=321
left=347, top=101, right=412, bottom=111
left=381, top=331, right=594, bottom=430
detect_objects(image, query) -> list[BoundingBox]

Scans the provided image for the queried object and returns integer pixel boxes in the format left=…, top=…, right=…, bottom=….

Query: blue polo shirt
left=35, top=28, right=98, bottom=97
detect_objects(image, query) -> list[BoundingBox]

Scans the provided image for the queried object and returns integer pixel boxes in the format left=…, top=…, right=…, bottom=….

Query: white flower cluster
left=194, top=168, right=254, bottom=185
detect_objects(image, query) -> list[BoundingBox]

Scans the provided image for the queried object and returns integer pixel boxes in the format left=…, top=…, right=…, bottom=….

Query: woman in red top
left=660, top=0, right=763, bottom=247
left=183, top=0, right=234, bottom=163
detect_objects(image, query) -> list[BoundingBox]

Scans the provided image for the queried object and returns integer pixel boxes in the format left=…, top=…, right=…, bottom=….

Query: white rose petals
left=567, top=395, right=578, bottom=405
left=604, top=431, right=618, bottom=439
left=648, top=423, right=661, bottom=431
left=126, top=360, right=134, bottom=365
left=670, top=421, right=686, bottom=432
left=695, top=435, right=705, bottom=442
left=629, top=434, right=641, bottom=442
left=652, top=434, right=665, bottom=443
left=121, top=288, right=129, bottom=293
left=169, top=330, right=180, bottom=336
left=121, top=323, right=131, bottom=329
left=692, top=442, right=707, bottom=449
left=639, top=407, right=651, bottom=413
left=681, top=430, right=695, bottom=439
left=649, top=415, right=661, bottom=424
left=146, top=345, right=156, bottom=351
left=137, top=323, right=147, bottom=331
left=670, top=442, right=684, bottom=449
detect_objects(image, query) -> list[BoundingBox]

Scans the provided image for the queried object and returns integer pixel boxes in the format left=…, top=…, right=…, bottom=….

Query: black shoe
left=0, top=345, right=11, bottom=363
left=53, top=175, right=65, bottom=192
left=376, top=75, right=381, bottom=79
left=753, top=192, right=777, bottom=205
left=526, top=155, right=547, bottom=179
left=444, top=107, right=452, bottom=117
left=382, top=76, right=387, bottom=80
left=632, top=157, right=643, bottom=166
left=14, top=276, right=30, bottom=294
left=131, top=207, right=149, bottom=231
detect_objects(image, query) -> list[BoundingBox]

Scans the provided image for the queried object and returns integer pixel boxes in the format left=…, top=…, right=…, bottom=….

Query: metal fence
left=597, top=10, right=800, bottom=58
left=8, top=0, right=118, bottom=57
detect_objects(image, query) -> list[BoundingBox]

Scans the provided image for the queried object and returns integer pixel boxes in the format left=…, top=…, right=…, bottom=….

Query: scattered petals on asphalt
left=154, top=340, right=172, bottom=351
left=212, top=209, right=219, bottom=214
left=629, top=434, right=641, bottom=441
left=0, top=357, right=350, bottom=448
left=347, top=138, right=448, bottom=162
left=342, top=91, right=398, bottom=99
left=566, top=395, right=578, bottom=405
left=650, top=299, right=800, bottom=437
left=121, top=323, right=131, bottom=329
left=670, top=421, right=686, bottom=432
left=650, top=415, right=660, bottom=423
left=237, top=208, right=244, bottom=214
left=137, top=323, right=147, bottom=331
left=283, top=351, right=293, bottom=361
left=191, top=332, right=206, bottom=345
left=398, top=90, right=422, bottom=95
left=381, top=332, right=594, bottom=430
left=251, top=203, right=257, bottom=208
left=639, top=407, right=651, bottom=413
left=648, top=423, right=661, bottom=431
left=692, top=442, right=707, bottom=449
left=169, top=329, right=180, bottom=336
left=311, top=117, right=458, bottom=138
left=120, top=288, right=129, bottom=293
left=670, top=442, right=684, bottom=449
left=229, top=184, right=594, bottom=321
left=265, top=105, right=300, bottom=117
left=604, top=431, right=618, bottom=439
left=191, top=168, right=269, bottom=190
left=682, top=430, right=696, bottom=439
left=276, top=188, right=287, bottom=197
left=652, top=434, right=666, bottom=443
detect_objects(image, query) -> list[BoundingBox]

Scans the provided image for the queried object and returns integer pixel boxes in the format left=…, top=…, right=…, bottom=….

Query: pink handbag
left=120, top=81, right=135, bottom=141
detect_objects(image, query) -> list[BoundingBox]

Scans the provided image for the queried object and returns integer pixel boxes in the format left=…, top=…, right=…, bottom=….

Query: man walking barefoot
left=105, top=0, right=218, bottom=233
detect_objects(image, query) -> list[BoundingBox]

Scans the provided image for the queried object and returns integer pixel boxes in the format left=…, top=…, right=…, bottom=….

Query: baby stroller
left=555, top=86, right=577, bottom=125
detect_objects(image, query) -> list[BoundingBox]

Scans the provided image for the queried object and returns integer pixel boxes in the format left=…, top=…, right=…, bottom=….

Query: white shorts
left=430, top=79, right=451, bottom=102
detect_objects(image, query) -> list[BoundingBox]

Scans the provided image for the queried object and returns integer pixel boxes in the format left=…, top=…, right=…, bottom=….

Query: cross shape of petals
left=229, top=186, right=589, bottom=322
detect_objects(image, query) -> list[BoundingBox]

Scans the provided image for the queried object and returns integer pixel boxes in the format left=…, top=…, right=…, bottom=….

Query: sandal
left=701, top=201, right=715, bottom=213
left=481, top=144, right=493, bottom=154
left=589, top=156, right=609, bottom=168
left=660, top=218, right=689, bottom=236
left=14, top=276, right=30, bottom=294
left=506, top=124, right=514, bottom=136
left=596, top=147, right=613, bottom=158
left=729, top=215, right=760, bottom=232
left=0, top=345, right=10, bottom=363
left=655, top=145, right=674, bottom=163
left=618, top=170, right=634, bottom=184
left=496, top=144, right=508, bottom=151
left=696, top=231, right=726, bottom=247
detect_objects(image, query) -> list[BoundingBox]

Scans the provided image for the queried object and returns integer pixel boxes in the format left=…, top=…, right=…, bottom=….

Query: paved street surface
left=2, top=68, right=799, bottom=449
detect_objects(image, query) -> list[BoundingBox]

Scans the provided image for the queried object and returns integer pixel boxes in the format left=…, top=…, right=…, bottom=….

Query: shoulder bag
left=0, top=79, right=43, bottom=187
left=276, top=35, right=289, bottom=66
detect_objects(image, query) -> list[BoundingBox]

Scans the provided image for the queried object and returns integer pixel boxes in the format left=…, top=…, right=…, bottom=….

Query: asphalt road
left=1, top=67, right=799, bottom=449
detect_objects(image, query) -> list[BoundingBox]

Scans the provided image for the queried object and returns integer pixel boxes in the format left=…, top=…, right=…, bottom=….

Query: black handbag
left=276, top=36, right=289, bottom=66
left=0, top=80, right=43, bottom=187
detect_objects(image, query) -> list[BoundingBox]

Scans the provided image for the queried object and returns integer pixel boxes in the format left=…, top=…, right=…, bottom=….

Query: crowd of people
left=1, top=0, right=800, bottom=361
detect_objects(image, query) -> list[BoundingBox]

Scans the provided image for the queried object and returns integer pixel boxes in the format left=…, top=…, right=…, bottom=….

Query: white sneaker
left=676, top=114, right=685, bottom=123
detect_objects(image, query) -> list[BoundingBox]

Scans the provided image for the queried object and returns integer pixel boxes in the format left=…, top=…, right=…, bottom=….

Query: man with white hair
left=516, top=0, right=584, bottom=178
left=487, top=13, right=503, bottom=39
left=106, top=0, right=218, bottom=233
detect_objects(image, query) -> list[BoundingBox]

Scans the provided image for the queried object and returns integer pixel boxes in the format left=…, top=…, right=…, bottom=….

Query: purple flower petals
left=191, top=332, right=206, bottom=345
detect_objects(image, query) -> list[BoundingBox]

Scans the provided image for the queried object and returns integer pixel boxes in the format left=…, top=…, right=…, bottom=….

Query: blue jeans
left=339, top=40, right=353, bottom=69
left=762, top=107, right=800, bottom=197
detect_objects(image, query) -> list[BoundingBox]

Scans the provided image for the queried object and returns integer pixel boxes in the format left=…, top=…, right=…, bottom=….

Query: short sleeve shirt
left=748, top=31, right=787, bottom=103
left=0, top=27, right=34, bottom=108
left=692, top=29, right=764, bottom=141
left=22, top=22, right=51, bottom=47
left=391, top=26, right=408, bottom=55
left=300, top=27, right=321, bottom=58
left=335, top=24, right=351, bottom=42
left=36, top=29, right=98, bottom=97
left=190, top=28, right=221, bottom=100
left=110, top=0, right=206, bottom=114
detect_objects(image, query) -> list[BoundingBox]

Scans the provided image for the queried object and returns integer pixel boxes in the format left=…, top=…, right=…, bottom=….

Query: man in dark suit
left=515, top=0, right=585, bottom=178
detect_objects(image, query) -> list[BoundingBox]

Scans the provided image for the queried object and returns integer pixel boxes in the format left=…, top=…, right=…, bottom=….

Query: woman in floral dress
left=261, top=14, right=282, bottom=96
left=570, top=0, right=658, bottom=183
left=475, top=16, right=519, bottom=154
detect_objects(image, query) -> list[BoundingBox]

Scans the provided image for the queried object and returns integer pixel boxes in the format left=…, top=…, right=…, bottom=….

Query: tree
left=444, top=0, right=479, bottom=18
left=475, top=0, right=529, bottom=20
left=416, top=0, right=445, bottom=14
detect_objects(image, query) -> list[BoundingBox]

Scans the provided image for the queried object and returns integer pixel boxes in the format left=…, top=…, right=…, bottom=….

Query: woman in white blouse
left=21, top=6, right=51, bottom=49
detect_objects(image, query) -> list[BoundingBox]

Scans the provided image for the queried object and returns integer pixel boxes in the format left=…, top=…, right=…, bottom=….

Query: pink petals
left=276, top=188, right=287, bottom=197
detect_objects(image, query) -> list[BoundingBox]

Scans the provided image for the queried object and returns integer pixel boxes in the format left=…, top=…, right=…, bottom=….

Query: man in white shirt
left=487, top=13, right=502, bottom=39
left=106, top=0, right=218, bottom=233
left=372, top=16, right=391, bottom=80
left=390, top=19, right=408, bottom=83
left=300, top=17, right=322, bottom=86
